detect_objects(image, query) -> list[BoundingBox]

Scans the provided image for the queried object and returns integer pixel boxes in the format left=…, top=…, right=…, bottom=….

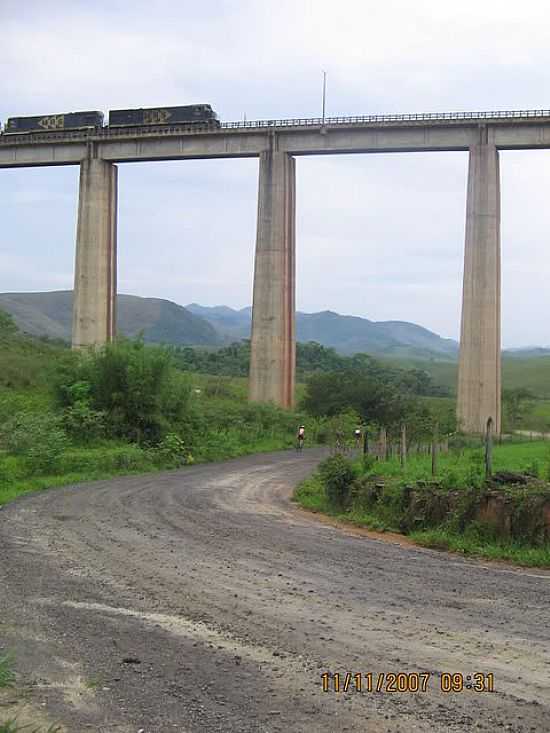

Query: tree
left=55, top=340, right=191, bottom=444
left=502, top=388, right=535, bottom=430
left=302, top=369, right=413, bottom=429
left=0, top=309, right=17, bottom=339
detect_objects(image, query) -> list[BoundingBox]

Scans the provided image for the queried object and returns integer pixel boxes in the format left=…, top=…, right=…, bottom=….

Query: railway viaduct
left=2, top=109, right=550, bottom=433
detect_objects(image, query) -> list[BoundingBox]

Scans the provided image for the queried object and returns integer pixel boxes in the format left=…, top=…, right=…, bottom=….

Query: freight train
left=0, top=105, right=220, bottom=135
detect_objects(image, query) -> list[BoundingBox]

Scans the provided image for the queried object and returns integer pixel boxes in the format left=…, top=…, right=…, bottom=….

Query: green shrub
left=59, top=381, right=106, bottom=442
left=439, top=467, right=461, bottom=490
left=525, top=460, right=540, bottom=478
left=0, top=412, right=69, bottom=474
left=319, top=454, right=356, bottom=508
left=351, top=474, right=382, bottom=508
left=151, top=433, right=188, bottom=467
left=0, top=455, right=19, bottom=487
left=54, top=340, right=191, bottom=445
left=111, top=446, right=149, bottom=471
left=361, top=453, right=376, bottom=473
left=62, top=401, right=106, bottom=442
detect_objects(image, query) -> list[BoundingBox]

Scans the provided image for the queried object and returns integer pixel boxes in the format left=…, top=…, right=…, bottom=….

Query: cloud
left=1, top=0, right=550, bottom=347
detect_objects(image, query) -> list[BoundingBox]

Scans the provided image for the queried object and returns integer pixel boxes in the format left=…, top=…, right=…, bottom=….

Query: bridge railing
left=3, top=109, right=550, bottom=145
left=220, top=109, right=550, bottom=128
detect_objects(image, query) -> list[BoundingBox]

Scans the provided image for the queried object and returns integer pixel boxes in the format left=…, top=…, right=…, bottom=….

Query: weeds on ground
left=294, top=442, right=550, bottom=567
left=0, top=654, right=62, bottom=733
left=0, top=723, right=62, bottom=733
left=411, top=528, right=550, bottom=567
left=0, top=654, right=15, bottom=688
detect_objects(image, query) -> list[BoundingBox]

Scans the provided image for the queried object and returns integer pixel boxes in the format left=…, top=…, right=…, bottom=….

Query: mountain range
left=0, top=291, right=219, bottom=347
left=185, top=303, right=460, bottom=359
left=0, top=290, right=546, bottom=361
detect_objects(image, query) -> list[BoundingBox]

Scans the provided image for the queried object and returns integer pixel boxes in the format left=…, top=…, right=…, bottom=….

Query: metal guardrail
left=221, top=109, right=550, bottom=128
left=2, top=109, right=550, bottom=146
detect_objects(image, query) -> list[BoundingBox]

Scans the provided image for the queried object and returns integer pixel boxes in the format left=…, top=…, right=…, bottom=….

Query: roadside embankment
left=294, top=441, right=550, bottom=567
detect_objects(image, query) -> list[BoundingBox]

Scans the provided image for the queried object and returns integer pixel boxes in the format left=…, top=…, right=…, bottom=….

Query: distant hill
left=0, top=291, right=221, bottom=347
left=187, top=303, right=459, bottom=360
left=503, top=347, right=550, bottom=359
left=2, top=292, right=546, bottom=366
left=391, top=355, right=550, bottom=400
left=186, top=303, right=251, bottom=341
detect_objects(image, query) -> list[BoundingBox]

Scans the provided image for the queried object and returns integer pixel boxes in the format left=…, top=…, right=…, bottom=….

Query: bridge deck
left=2, top=109, right=550, bottom=167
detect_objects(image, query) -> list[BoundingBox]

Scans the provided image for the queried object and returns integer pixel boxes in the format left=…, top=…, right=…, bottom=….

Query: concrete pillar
left=249, top=150, right=296, bottom=408
left=457, top=140, right=501, bottom=434
left=72, top=158, right=117, bottom=348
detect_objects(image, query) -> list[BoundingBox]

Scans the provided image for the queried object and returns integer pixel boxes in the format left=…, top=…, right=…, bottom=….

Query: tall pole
left=322, top=71, right=327, bottom=124
left=400, top=424, right=407, bottom=468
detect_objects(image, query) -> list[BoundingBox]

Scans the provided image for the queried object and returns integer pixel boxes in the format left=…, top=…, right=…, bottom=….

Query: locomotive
left=109, top=104, right=219, bottom=127
left=1, top=104, right=220, bottom=135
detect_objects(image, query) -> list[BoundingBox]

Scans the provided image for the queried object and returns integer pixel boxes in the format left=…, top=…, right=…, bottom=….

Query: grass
left=0, top=653, right=61, bottom=733
left=0, top=430, right=299, bottom=508
left=411, top=528, right=550, bottom=567
left=0, top=330, right=310, bottom=507
left=294, top=474, right=390, bottom=533
left=0, top=654, right=15, bottom=688
left=83, top=676, right=103, bottom=690
left=386, top=354, right=550, bottom=401
left=0, top=723, right=62, bottom=733
left=293, top=440, right=550, bottom=567
left=354, top=439, right=550, bottom=487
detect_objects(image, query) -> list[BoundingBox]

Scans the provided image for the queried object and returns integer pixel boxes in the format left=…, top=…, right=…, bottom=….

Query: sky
left=1, top=0, right=550, bottom=347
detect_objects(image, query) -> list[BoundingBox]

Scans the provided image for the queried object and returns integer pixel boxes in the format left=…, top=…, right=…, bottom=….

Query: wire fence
left=326, top=423, right=547, bottom=472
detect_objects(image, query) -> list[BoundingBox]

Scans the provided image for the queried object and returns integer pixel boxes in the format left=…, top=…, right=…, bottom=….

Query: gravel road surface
left=1, top=449, right=549, bottom=732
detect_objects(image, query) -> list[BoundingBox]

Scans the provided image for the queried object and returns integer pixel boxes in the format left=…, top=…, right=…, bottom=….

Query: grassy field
left=294, top=440, right=550, bottom=567
left=385, top=355, right=550, bottom=400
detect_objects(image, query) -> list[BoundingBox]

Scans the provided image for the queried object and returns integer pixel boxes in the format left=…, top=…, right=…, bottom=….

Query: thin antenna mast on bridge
left=322, top=70, right=327, bottom=124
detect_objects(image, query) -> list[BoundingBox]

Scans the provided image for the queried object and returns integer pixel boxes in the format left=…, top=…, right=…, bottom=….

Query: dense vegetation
left=172, top=340, right=451, bottom=393
left=294, top=441, right=550, bottom=567
left=0, top=312, right=312, bottom=506
left=171, top=341, right=550, bottom=432
left=302, top=370, right=456, bottom=438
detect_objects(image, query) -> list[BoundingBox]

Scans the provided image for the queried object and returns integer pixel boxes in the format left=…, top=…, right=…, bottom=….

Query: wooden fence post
left=363, top=428, right=369, bottom=456
left=431, top=422, right=439, bottom=477
left=380, top=427, right=387, bottom=462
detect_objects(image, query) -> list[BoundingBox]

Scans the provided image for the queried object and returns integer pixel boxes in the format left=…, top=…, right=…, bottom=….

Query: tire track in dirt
left=1, top=449, right=549, bottom=732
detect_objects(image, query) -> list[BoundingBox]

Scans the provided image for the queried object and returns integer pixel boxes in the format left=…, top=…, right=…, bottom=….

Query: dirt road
left=1, top=449, right=549, bottom=732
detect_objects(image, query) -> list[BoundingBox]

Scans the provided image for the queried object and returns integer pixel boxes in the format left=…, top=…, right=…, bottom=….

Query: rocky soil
left=1, top=448, right=549, bottom=732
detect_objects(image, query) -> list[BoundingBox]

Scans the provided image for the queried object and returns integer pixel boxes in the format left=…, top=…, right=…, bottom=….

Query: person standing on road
left=296, top=425, right=305, bottom=450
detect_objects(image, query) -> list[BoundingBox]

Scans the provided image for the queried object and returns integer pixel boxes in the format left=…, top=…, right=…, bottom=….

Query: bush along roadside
left=293, top=449, right=550, bottom=567
left=0, top=330, right=339, bottom=507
